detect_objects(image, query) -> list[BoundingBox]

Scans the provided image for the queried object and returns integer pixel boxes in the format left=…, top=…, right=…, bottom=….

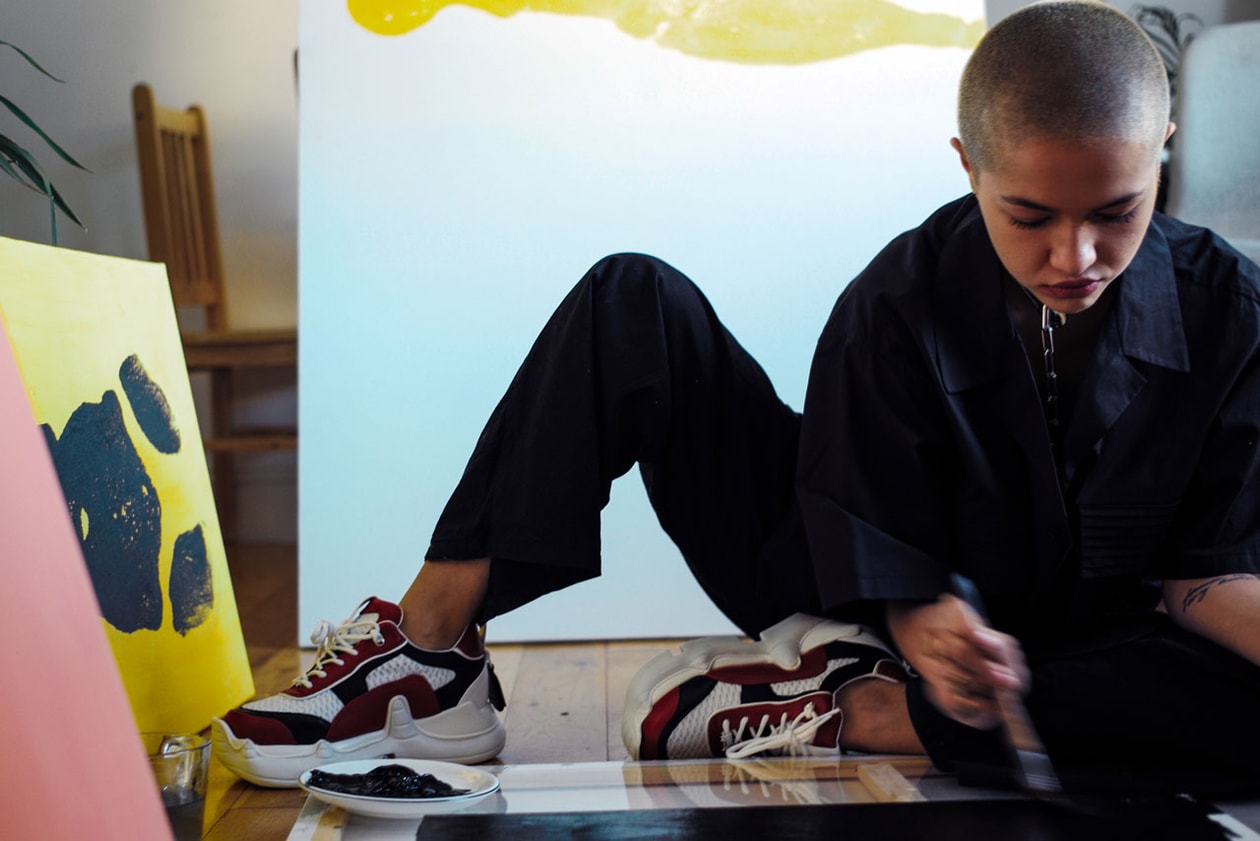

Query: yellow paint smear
left=348, top=0, right=984, bottom=64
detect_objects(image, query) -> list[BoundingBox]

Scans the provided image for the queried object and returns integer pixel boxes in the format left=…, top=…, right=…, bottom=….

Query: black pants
left=427, top=254, right=1260, bottom=793
left=427, top=253, right=817, bottom=636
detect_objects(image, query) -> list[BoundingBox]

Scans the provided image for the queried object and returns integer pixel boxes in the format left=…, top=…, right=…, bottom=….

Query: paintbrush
left=948, top=573, right=1062, bottom=794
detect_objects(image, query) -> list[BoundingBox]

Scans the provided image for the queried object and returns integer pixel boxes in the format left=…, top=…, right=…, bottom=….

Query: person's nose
left=1048, top=223, right=1096, bottom=277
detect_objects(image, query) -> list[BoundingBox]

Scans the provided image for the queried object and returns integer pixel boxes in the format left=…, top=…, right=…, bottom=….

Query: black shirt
left=798, top=195, right=1260, bottom=658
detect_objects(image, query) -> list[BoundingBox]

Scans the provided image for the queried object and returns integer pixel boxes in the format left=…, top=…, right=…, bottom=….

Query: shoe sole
left=620, top=613, right=883, bottom=760
left=213, top=675, right=507, bottom=787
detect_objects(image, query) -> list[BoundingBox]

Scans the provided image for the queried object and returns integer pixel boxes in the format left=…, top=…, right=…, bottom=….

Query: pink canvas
left=0, top=318, right=170, bottom=839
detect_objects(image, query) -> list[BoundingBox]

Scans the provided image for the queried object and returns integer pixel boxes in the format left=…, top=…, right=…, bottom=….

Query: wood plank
left=231, top=785, right=311, bottom=810
left=181, top=328, right=298, bottom=369
left=203, top=805, right=305, bottom=841
left=203, top=761, right=305, bottom=829
left=182, top=328, right=298, bottom=346
left=857, top=762, right=928, bottom=802
left=498, top=643, right=608, bottom=764
left=203, top=757, right=249, bottom=831
left=184, top=347, right=298, bottom=368
left=203, top=433, right=298, bottom=453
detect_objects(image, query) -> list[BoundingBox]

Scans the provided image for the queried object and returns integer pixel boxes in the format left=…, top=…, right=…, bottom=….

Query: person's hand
left=887, top=595, right=1027, bottom=730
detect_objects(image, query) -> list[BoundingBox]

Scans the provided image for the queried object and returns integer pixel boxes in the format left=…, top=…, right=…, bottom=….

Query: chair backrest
left=1164, top=21, right=1260, bottom=244
left=132, top=83, right=230, bottom=331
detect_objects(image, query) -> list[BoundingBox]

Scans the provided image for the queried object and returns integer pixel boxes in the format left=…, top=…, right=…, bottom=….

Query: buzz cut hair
left=958, top=0, right=1170, bottom=173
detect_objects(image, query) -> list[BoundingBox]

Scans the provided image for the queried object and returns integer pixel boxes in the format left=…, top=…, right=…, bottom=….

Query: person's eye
left=1096, top=209, right=1138, bottom=225
left=1008, top=216, right=1048, bottom=230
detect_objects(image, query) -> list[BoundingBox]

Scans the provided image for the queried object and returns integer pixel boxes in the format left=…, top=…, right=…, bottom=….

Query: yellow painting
left=0, top=235, right=253, bottom=733
left=347, top=0, right=985, bottom=63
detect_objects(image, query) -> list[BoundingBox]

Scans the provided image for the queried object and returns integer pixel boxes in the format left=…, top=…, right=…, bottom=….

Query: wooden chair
left=131, top=82, right=297, bottom=542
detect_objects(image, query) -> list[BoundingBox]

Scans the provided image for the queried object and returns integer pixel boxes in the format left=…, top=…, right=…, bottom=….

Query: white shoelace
left=721, top=760, right=828, bottom=805
left=291, top=609, right=386, bottom=689
left=721, top=702, right=841, bottom=760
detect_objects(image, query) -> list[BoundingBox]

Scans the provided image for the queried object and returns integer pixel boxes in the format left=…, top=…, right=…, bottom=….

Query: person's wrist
left=885, top=598, right=930, bottom=648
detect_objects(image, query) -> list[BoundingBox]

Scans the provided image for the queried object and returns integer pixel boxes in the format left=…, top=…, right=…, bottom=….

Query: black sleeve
left=797, top=237, right=957, bottom=616
left=1167, top=335, right=1260, bottom=579
left=1159, top=234, right=1260, bottom=580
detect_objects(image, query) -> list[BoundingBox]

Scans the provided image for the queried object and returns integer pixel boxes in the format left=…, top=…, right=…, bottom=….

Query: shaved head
left=958, top=0, right=1169, bottom=173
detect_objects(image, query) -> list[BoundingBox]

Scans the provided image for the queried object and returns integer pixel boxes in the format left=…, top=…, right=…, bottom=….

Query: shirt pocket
left=1077, top=503, right=1178, bottom=578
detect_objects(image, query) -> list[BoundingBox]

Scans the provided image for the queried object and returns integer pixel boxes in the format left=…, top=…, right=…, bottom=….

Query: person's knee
left=585, top=252, right=704, bottom=312
left=590, top=252, right=675, bottom=280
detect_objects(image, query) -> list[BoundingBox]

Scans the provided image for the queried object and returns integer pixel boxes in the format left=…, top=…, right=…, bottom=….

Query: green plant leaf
left=0, top=93, right=88, bottom=170
left=0, top=40, right=66, bottom=83
left=0, top=151, right=39, bottom=190
left=0, top=132, right=52, bottom=192
left=0, top=132, right=84, bottom=227
left=0, top=40, right=85, bottom=239
left=48, top=178, right=83, bottom=228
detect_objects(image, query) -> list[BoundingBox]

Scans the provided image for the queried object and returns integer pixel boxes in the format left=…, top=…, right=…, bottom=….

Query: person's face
left=952, top=126, right=1173, bottom=315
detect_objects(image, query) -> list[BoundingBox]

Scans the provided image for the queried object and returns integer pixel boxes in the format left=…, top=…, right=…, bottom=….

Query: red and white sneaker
left=212, top=597, right=506, bottom=787
left=622, top=613, right=907, bottom=761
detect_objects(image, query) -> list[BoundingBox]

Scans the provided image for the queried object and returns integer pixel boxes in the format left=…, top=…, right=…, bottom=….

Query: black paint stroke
left=119, top=353, right=181, bottom=454
left=42, top=390, right=163, bottom=632
left=170, top=524, right=213, bottom=634
left=415, top=798, right=1237, bottom=841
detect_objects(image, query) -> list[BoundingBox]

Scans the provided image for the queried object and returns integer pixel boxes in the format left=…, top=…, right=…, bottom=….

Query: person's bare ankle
left=836, top=679, right=925, bottom=754
left=397, top=558, right=491, bottom=650
left=400, top=614, right=468, bottom=651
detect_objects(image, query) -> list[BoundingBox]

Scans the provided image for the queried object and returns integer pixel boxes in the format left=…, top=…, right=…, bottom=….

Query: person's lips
left=1042, top=278, right=1102, bottom=300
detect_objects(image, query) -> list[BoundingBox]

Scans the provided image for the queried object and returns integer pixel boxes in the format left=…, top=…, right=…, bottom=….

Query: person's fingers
left=971, top=628, right=1027, bottom=691
left=950, top=600, right=1029, bottom=693
left=889, top=594, right=1028, bottom=728
left=919, top=630, right=1005, bottom=727
left=924, top=673, right=1001, bottom=729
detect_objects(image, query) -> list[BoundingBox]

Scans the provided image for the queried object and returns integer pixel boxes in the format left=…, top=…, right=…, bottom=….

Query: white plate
left=299, top=758, right=501, bottom=820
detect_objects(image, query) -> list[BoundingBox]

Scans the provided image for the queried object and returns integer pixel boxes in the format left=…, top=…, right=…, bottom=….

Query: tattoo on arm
left=1181, top=574, right=1260, bottom=611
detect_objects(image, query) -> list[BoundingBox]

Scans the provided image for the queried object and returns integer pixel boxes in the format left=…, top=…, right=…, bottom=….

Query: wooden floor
left=204, top=544, right=680, bottom=840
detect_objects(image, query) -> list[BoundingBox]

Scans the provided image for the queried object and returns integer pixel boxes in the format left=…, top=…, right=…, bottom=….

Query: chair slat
left=132, top=82, right=298, bottom=542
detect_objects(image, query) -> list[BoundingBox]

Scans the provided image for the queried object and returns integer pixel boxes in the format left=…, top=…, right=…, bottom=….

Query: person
left=214, top=0, right=1260, bottom=792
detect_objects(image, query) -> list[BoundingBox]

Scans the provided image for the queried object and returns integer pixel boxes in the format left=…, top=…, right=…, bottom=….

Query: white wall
left=0, top=0, right=299, bottom=541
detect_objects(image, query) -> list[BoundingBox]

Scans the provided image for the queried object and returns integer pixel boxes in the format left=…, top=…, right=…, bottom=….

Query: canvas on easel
left=0, top=234, right=253, bottom=733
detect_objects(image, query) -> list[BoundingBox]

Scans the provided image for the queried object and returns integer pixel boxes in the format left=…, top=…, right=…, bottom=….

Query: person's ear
left=950, top=137, right=979, bottom=191
left=1164, top=121, right=1176, bottom=144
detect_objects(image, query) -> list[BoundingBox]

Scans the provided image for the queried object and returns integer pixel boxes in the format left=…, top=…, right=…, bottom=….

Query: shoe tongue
left=358, top=597, right=403, bottom=625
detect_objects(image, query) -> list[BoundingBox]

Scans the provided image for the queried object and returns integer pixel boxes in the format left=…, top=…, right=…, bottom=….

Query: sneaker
left=622, top=613, right=907, bottom=761
left=212, top=597, right=507, bottom=787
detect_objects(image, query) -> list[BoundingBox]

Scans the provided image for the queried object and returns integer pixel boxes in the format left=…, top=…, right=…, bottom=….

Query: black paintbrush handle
left=948, top=572, right=988, bottom=620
